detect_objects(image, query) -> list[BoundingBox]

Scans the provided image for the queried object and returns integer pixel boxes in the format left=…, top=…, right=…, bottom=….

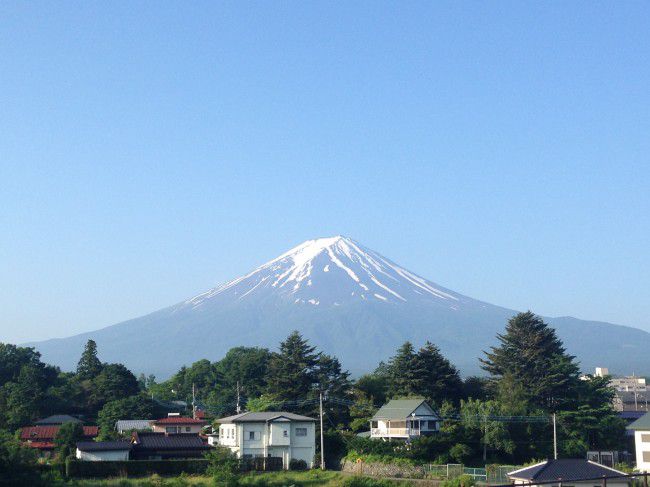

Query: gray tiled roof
left=76, top=441, right=131, bottom=452
left=132, top=432, right=209, bottom=450
left=216, top=412, right=316, bottom=423
left=508, top=460, right=627, bottom=481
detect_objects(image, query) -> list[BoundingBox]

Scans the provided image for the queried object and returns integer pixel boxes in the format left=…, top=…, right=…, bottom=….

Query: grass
left=64, top=471, right=413, bottom=486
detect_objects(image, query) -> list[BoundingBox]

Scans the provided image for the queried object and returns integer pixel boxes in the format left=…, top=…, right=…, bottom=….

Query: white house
left=75, top=441, right=131, bottom=461
left=370, top=398, right=439, bottom=440
left=627, top=412, right=650, bottom=471
left=508, top=459, right=629, bottom=487
left=215, top=412, right=316, bottom=469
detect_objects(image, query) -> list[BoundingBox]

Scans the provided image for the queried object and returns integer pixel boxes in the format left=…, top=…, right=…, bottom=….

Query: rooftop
left=21, top=425, right=98, bottom=440
left=152, top=417, right=207, bottom=425
left=35, top=414, right=83, bottom=425
left=77, top=441, right=131, bottom=452
left=508, top=459, right=627, bottom=482
left=216, top=412, right=316, bottom=423
left=627, top=412, right=650, bottom=431
left=132, top=432, right=209, bottom=450
left=371, top=398, right=436, bottom=421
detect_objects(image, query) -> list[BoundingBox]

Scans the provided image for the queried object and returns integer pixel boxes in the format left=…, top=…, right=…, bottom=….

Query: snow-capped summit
left=184, top=236, right=461, bottom=308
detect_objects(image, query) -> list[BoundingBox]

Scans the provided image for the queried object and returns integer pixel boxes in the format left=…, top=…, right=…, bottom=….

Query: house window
left=249, top=431, right=259, bottom=440
left=283, top=430, right=288, bottom=437
left=185, top=427, right=191, bottom=432
left=295, top=428, right=307, bottom=437
left=643, top=452, right=650, bottom=462
left=166, top=426, right=178, bottom=434
left=641, top=434, right=650, bottom=442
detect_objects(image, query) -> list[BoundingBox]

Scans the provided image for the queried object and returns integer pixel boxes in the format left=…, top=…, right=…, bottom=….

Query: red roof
left=153, top=417, right=206, bottom=425
left=20, top=425, right=98, bottom=441
left=26, top=441, right=55, bottom=450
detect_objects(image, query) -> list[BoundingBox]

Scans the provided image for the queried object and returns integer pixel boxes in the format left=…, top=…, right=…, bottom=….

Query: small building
left=508, top=459, right=629, bottom=487
left=130, top=431, right=210, bottom=460
left=215, top=412, right=317, bottom=469
left=370, top=398, right=439, bottom=440
left=627, top=411, right=650, bottom=471
left=116, top=419, right=154, bottom=434
left=20, top=425, right=99, bottom=456
left=35, top=414, right=83, bottom=426
left=76, top=441, right=131, bottom=461
left=151, top=415, right=207, bottom=434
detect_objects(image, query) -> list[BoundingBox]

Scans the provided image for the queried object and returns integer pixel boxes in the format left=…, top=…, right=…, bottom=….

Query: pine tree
left=76, top=339, right=103, bottom=380
left=413, top=341, right=463, bottom=406
left=265, top=331, right=320, bottom=404
left=386, top=342, right=419, bottom=398
left=480, top=311, right=581, bottom=410
left=315, top=354, right=351, bottom=426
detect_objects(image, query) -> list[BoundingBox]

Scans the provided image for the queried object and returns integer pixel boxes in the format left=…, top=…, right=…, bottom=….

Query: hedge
left=65, top=458, right=209, bottom=478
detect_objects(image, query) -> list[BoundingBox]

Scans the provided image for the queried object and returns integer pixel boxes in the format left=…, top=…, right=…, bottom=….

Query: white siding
left=634, top=430, right=650, bottom=471
left=75, top=449, right=129, bottom=461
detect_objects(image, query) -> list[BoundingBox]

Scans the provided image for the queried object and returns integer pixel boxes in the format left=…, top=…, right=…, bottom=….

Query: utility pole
left=192, top=383, right=196, bottom=419
left=553, top=413, right=558, bottom=460
left=320, top=391, right=325, bottom=470
left=236, top=381, right=241, bottom=414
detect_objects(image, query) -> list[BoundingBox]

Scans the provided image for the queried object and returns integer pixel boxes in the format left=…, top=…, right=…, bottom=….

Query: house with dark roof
left=20, top=425, right=98, bottom=456
left=508, top=459, right=629, bottom=487
left=35, top=414, right=83, bottom=426
left=130, top=432, right=210, bottom=460
left=76, top=441, right=131, bottom=461
left=370, top=398, right=439, bottom=440
left=215, top=412, right=317, bottom=469
left=151, top=415, right=207, bottom=435
left=627, top=411, right=650, bottom=471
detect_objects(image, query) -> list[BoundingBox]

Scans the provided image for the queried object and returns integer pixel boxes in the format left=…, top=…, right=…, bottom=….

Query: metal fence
left=423, top=463, right=520, bottom=484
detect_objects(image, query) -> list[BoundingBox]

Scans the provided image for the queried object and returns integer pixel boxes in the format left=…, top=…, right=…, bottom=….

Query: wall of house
left=269, top=422, right=290, bottom=446
left=152, top=424, right=202, bottom=434
left=634, top=430, right=650, bottom=471
left=76, top=449, right=129, bottom=461
left=219, top=423, right=238, bottom=447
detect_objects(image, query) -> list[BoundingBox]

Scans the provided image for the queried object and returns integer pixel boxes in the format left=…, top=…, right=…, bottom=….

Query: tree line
left=0, top=311, right=625, bottom=466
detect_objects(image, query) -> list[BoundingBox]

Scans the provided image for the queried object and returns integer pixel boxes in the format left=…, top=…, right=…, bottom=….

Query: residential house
left=151, top=415, right=206, bottom=434
left=76, top=441, right=131, bottom=461
left=35, top=414, right=83, bottom=426
left=627, top=411, right=650, bottom=471
left=130, top=431, right=210, bottom=460
left=20, top=425, right=98, bottom=456
left=370, top=399, right=439, bottom=440
left=508, top=459, right=629, bottom=487
left=116, top=419, right=154, bottom=434
left=215, top=412, right=316, bottom=469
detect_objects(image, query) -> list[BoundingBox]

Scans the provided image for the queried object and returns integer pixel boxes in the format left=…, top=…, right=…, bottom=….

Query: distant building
left=115, top=419, right=154, bottom=434
left=592, top=368, right=648, bottom=412
left=370, top=398, right=439, bottom=440
left=35, top=414, right=83, bottom=426
left=20, top=425, right=98, bottom=456
left=215, top=412, right=316, bottom=469
left=130, top=431, right=210, bottom=460
left=627, top=412, right=650, bottom=471
left=151, top=415, right=206, bottom=434
left=76, top=441, right=131, bottom=461
left=508, top=459, right=629, bottom=487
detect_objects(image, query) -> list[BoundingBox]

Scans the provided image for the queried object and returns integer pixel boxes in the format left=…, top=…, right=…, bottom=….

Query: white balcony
left=371, top=427, right=421, bottom=438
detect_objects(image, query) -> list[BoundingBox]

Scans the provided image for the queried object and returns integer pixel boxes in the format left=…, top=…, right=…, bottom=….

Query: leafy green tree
left=315, top=354, right=351, bottom=426
left=481, top=312, right=581, bottom=410
left=54, top=422, right=84, bottom=459
left=97, top=395, right=155, bottom=440
left=413, top=341, right=463, bottom=406
left=265, top=331, right=320, bottom=404
left=76, top=339, right=103, bottom=380
left=90, top=363, right=140, bottom=410
left=0, top=429, right=39, bottom=485
left=461, top=398, right=515, bottom=461
left=355, top=371, right=388, bottom=405
left=245, top=395, right=276, bottom=412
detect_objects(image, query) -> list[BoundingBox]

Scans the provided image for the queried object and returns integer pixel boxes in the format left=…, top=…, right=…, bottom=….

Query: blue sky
left=1, top=1, right=649, bottom=343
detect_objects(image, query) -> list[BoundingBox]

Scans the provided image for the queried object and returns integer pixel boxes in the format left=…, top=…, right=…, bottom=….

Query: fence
left=422, top=463, right=520, bottom=483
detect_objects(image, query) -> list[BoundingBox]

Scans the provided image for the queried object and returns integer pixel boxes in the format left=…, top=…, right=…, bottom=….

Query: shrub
left=289, top=459, right=308, bottom=471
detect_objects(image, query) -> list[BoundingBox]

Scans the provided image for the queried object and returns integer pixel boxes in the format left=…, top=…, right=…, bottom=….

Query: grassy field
left=66, top=470, right=413, bottom=486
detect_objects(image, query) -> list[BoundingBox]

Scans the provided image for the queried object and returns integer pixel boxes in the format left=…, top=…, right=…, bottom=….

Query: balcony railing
left=371, top=427, right=420, bottom=437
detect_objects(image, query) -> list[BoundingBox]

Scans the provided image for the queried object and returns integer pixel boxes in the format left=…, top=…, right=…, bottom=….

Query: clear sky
left=1, top=1, right=649, bottom=344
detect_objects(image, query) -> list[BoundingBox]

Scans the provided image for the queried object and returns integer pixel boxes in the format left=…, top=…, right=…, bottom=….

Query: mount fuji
left=30, top=236, right=650, bottom=377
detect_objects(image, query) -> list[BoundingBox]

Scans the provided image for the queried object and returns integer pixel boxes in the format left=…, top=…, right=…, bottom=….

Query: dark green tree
left=480, top=311, right=581, bottom=410
left=76, top=339, right=103, bottom=380
left=0, top=429, right=39, bottom=485
left=90, top=363, right=140, bottom=410
left=413, top=341, right=463, bottom=406
left=385, top=342, right=419, bottom=398
left=314, top=354, right=352, bottom=426
left=265, top=331, right=320, bottom=404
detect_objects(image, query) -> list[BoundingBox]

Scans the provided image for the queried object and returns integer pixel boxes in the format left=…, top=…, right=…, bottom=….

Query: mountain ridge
left=28, top=236, right=650, bottom=378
